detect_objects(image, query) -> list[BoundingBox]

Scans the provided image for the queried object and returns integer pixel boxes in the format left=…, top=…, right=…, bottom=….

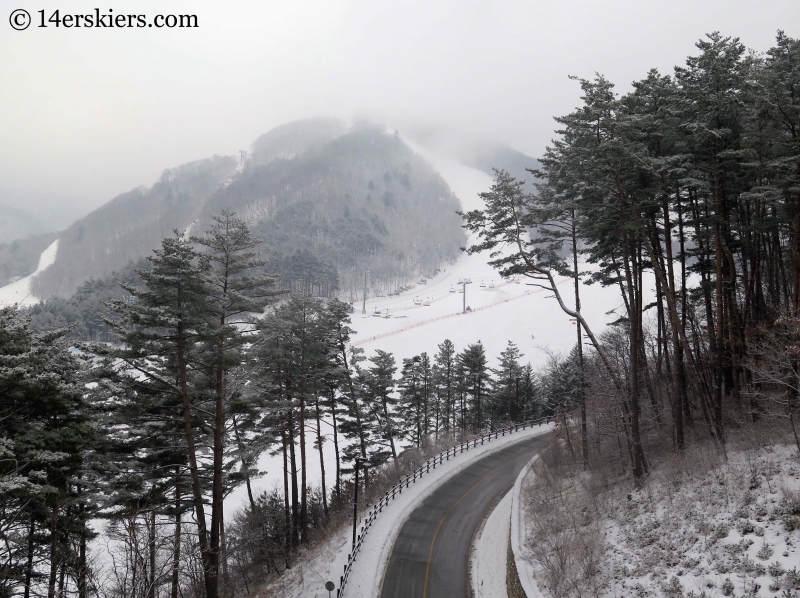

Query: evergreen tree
left=0, top=307, right=93, bottom=598
left=360, top=350, right=400, bottom=462
left=491, top=341, right=524, bottom=423
left=100, top=233, right=222, bottom=597
left=458, top=342, right=489, bottom=431
left=399, top=356, right=425, bottom=447
left=433, top=339, right=457, bottom=434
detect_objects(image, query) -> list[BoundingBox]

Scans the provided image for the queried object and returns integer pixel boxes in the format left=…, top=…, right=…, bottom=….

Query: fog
left=1, top=0, right=798, bottom=225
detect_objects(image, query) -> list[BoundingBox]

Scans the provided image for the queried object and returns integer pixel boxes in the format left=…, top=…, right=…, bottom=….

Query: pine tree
left=100, top=232, right=222, bottom=597
left=399, top=356, right=424, bottom=447
left=458, top=342, right=489, bottom=432
left=0, top=307, right=93, bottom=598
left=433, top=340, right=457, bottom=434
left=193, top=210, right=281, bottom=582
left=360, top=350, right=400, bottom=462
left=491, top=341, right=524, bottom=423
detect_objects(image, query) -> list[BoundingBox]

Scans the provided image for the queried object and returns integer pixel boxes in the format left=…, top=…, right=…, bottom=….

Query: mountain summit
left=30, top=120, right=466, bottom=299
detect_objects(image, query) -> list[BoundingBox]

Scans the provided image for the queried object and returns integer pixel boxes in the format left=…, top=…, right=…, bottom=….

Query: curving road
left=380, top=433, right=550, bottom=597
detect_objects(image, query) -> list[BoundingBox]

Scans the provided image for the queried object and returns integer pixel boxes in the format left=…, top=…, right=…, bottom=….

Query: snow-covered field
left=0, top=239, right=58, bottom=307
left=598, top=444, right=800, bottom=598
left=348, top=139, right=628, bottom=373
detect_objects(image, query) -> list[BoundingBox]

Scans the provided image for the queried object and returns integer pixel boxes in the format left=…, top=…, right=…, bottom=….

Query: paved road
left=380, top=433, right=550, bottom=598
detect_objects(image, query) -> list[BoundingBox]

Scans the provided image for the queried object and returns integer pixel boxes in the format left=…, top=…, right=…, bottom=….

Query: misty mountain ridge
left=0, top=118, right=541, bottom=301
left=0, top=204, right=46, bottom=243
left=399, top=123, right=541, bottom=187
left=28, top=120, right=466, bottom=299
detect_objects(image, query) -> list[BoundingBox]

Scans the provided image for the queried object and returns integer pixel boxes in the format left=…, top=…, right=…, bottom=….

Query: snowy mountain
left=28, top=120, right=467, bottom=299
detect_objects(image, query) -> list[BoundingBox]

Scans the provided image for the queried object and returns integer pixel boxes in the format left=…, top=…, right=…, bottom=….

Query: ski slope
left=0, top=239, right=59, bottom=307
left=225, top=142, right=643, bottom=516
left=349, top=140, right=627, bottom=372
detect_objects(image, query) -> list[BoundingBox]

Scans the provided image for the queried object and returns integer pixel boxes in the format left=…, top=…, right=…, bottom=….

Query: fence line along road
left=336, top=417, right=548, bottom=598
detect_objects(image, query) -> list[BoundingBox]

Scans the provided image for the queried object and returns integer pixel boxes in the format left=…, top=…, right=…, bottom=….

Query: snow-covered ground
left=348, top=138, right=629, bottom=373
left=520, top=443, right=800, bottom=598
left=597, top=444, right=800, bottom=598
left=0, top=239, right=58, bottom=307
left=472, top=489, right=513, bottom=598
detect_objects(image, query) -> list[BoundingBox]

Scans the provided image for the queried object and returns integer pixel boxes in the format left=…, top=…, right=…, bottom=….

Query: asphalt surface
left=380, top=433, right=550, bottom=598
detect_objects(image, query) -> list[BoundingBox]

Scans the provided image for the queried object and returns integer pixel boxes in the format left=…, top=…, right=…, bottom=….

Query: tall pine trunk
left=176, top=325, right=217, bottom=598
left=47, top=502, right=59, bottom=598
left=314, top=392, right=329, bottom=517
left=171, top=473, right=182, bottom=598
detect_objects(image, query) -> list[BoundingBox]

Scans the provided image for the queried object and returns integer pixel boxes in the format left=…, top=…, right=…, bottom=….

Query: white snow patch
left=257, top=523, right=352, bottom=598
left=596, top=444, right=800, bottom=598
left=0, top=239, right=59, bottom=307
left=511, top=454, right=546, bottom=598
left=472, top=488, right=512, bottom=598
left=519, top=443, right=800, bottom=598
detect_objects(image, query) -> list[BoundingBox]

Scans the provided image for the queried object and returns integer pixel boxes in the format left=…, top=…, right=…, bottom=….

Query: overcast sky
left=1, top=0, right=798, bottom=224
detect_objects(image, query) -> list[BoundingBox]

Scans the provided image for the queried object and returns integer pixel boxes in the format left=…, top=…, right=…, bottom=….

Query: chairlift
left=423, top=297, right=431, bottom=306
left=413, top=296, right=422, bottom=306
left=488, top=280, right=495, bottom=289
left=458, top=286, right=464, bottom=293
left=480, top=279, right=486, bottom=288
left=449, top=285, right=456, bottom=293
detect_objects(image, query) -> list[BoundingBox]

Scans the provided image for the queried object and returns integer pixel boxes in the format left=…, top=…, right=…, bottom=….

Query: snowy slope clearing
left=349, top=139, right=639, bottom=373
left=0, top=239, right=59, bottom=307
left=226, top=141, right=655, bottom=518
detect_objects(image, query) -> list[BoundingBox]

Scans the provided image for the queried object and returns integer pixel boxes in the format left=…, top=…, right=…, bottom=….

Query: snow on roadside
left=472, top=489, right=513, bottom=598
left=256, top=522, right=352, bottom=598
left=598, top=444, right=800, bottom=598
left=0, top=239, right=59, bottom=307
left=521, top=443, right=800, bottom=598
left=342, top=423, right=552, bottom=598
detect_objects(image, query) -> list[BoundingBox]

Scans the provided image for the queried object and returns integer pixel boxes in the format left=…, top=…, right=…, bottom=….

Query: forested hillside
left=30, top=120, right=465, bottom=300
left=462, top=31, right=800, bottom=597
left=29, top=154, right=239, bottom=298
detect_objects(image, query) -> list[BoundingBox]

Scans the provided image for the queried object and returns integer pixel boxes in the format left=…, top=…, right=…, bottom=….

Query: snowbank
left=518, top=442, right=800, bottom=598
left=510, top=454, right=545, bottom=598
left=597, top=444, right=800, bottom=598
left=472, top=489, right=513, bottom=598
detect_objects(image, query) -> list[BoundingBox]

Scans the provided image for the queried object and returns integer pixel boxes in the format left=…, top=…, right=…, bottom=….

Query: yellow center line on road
left=421, top=448, right=527, bottom=598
